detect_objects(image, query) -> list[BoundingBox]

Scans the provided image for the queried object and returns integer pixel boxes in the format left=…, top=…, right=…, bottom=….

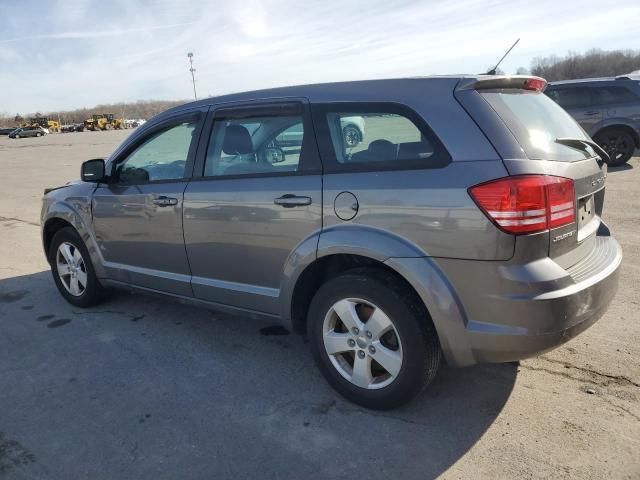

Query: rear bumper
left=387, top=226, right=622, bottom=367
left=465, top=237, right=621, bottom=363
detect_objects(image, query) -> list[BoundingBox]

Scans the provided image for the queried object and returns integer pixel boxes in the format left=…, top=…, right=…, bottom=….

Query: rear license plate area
left=577, top=195, right=595, bottom=230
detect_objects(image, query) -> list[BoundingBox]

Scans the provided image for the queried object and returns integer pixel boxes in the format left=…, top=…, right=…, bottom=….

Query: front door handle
left=152, top=196, right=178, bottom=207
left=274, top=194, right=312, bottom=208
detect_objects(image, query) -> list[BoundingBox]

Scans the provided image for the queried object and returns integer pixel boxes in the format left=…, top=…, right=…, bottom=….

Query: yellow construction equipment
left=84, top=113, right=124, bottom=131
left=22, top=116, right=58, bottom=132
left=47, top=120, right=60, bottom=133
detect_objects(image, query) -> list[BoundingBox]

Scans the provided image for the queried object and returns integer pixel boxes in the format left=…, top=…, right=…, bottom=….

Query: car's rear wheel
left=49, top=227, right=105, bottom=307
left=15, top=134, right=20, bottom=139
left=594, top=129, right=636, bottom=166
left=307, top=270, right=441, bottom=409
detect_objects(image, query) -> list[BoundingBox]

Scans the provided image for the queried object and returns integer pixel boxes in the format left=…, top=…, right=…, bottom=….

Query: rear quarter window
left=481, top=89, right=592, bottom=162
left=312, top=103, right=450, bottom=172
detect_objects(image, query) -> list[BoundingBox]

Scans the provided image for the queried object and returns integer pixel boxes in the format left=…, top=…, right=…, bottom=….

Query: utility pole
left=187, top=52, right=197, bottom=101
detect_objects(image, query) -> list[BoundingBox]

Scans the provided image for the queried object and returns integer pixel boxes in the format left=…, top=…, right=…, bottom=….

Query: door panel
left=183, top=101, right=322, bottom=314
left=91, top=113, right=203, bottom=295
left=92, top=182, right=192, bottom=295
left=183, top=176, right=322, bottom=313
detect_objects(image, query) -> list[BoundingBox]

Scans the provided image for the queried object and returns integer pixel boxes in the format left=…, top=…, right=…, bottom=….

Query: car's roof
left=549, top=74, right=640, bottom=87
left=158, top=75, right=484, bottom=118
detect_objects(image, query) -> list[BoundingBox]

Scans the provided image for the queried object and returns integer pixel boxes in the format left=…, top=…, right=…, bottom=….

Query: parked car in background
left=9, top=126, right=48, bottom=138
left=0, top=127, right=18, bottom=136
left=546, top=74, right=640, bottom=166
left=41, top=76, right=621, bottom=409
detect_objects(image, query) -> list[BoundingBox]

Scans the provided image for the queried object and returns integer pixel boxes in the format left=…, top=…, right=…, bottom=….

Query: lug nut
left=368, top=346, right=376, bottom=354
left=352, top=327, right=359, bottom=335
left=365, top=331, right=372, bottom=339
left=348, top=339, right=356, bottom=347
left=357, top=350, right=365, bottom=359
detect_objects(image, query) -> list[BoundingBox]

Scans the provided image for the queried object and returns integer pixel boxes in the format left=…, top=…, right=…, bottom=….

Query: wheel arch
left=281, top=224, right=473, bottom=366
left=42, top=203, right=105, bottom=277
left=593, top=122, right=640, bottom=148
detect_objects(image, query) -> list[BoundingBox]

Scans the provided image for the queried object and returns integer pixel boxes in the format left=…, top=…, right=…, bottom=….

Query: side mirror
left=81, top=158, right=106, bottom=182
left=264, top=146, right=286, bottom=164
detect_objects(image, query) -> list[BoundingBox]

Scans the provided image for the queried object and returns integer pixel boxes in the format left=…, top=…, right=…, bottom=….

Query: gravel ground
left=0, top=131, right=638, bottom=479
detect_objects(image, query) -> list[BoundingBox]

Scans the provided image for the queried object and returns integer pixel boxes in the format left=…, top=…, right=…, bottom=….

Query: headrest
left=222, top=125, right=253, bottom=155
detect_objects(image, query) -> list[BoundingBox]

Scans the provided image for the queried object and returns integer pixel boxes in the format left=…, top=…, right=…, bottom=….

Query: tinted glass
left=591, top=86, right=639, bottom=106
left=545, top=87, right=592, bottom=109
left=204, top=115, right=304, bottom=177
left=324, top=112, right=435, bottom=166
left=116, top=120, right=197, bottom=183
left=482, top=89, right=592, bottom=162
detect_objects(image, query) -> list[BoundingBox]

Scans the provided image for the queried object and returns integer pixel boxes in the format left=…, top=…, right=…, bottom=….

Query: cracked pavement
left=0, top=131, right=638, bottom=479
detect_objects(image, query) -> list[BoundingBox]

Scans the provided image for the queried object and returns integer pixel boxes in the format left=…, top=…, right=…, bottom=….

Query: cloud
left=0, top=0, right=638, bottom=113
left=0, top=22, right=194, bottom=43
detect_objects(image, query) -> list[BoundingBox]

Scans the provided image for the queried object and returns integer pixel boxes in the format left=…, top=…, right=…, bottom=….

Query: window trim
left=108, top=111, right=204, bottom=186
left=195, top=101, right=322, bottom=180
left=311, top=102, right=451, bottom=174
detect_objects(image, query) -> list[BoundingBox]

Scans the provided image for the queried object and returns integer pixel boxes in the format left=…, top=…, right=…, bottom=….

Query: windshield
left=480, top=89, right=593, bottom=162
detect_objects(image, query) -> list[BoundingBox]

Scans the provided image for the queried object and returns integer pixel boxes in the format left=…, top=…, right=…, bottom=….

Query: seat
left=222, top=125, right=253, bottom=156
left=350, top=139, right=398, bottom=163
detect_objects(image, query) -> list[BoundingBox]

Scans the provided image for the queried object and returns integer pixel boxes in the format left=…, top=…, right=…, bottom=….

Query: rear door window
left=546, top=87, right=593, bottom=109
left=591, top=86, right=639, bottom=106
left=481, top=90, right=593, bottom=162
left=312, top=103, right=450, bottom=172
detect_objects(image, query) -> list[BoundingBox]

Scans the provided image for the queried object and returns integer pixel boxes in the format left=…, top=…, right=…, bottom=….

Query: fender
left=42, top=189, right=106, bottom=278
left=278, top=224, right=473, bottom=366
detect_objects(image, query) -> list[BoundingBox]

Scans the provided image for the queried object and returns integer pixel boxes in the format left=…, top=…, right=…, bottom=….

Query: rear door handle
left=584, top=111, right=600, bottom=116
left=274, top=194, right=312, bottom=208
left=152, top=196, right=178, bottom=207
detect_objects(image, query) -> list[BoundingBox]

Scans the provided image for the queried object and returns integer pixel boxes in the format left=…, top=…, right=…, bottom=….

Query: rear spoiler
left=456, top=76, right=547, bottom=92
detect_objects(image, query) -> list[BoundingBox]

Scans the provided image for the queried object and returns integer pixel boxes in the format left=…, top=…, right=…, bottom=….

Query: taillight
left=469, top=175, right=575, bottom=234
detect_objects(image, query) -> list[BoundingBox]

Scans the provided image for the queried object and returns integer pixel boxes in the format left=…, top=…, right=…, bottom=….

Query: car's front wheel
left=49, top=227, right=106, bottom=307
left=308, top=270, right=441, bottom=409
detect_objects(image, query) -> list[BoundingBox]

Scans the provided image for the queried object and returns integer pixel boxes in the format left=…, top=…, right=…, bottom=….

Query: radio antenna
left=486, top=38, right=520, bottom=75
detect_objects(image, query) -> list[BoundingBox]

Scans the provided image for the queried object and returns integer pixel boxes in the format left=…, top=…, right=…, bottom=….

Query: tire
left=36, top=133, right=41, bottom=137
left=49, top=227, right=105, bottom=307
left=343, top=125, right=362, bottom=148
left=15, top=134, right=20, bottom=139
left=307, top=269, right=441, bottom=409
left=594, top=129, right=636, bottom=166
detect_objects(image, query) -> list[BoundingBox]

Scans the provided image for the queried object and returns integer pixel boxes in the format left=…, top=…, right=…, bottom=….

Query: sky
left=1, top=0, right=639, bottom=114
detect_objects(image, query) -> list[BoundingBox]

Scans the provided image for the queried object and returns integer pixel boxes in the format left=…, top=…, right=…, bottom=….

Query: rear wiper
left=555, top=138, right=610, bottom=166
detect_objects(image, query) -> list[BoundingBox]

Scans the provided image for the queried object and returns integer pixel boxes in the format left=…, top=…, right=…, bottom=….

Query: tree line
left=0, top=99, right=187, bottom=127
left=530, top=48, right=640, bottom=81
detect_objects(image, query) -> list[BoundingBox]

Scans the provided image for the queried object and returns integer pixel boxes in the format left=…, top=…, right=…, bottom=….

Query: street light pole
left=187, top=52, right=197, bottom=101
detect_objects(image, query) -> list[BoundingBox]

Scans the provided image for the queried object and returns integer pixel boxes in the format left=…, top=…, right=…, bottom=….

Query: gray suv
left=545, top=74, right=640, bottom=166
left=41, top=76, right=622, bottom=409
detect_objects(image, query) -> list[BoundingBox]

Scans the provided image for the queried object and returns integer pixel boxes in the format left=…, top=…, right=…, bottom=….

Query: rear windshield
left=480, top=89, right=593, bottom=162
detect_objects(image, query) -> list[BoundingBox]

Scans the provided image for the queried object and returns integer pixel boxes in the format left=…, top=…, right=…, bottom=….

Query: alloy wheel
left=601, top=133, right=631, bottom=163
left=56, top=242, right=88, bottom=296
left=322, top=298, right=403, bottom=389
